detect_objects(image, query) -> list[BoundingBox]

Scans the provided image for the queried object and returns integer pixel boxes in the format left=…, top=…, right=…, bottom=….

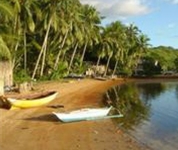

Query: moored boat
left=53, top=106, right=115, bottom=122
left=6, top=91, right=58, bottom=109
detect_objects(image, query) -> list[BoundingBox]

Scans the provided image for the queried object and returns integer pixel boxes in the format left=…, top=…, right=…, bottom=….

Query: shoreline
left=1, top=78, right=174, bottom=150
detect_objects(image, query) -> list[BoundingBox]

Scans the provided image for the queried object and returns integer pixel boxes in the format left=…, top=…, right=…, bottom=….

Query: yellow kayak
left=7, top=91, right=58, bottom=110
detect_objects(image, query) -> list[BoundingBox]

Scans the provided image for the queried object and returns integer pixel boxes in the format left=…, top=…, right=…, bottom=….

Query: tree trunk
left=67, top=42, right=78, bottom=74
left=32, top=18, right=52, bottom=79
left=24, top=29, right=27, bottom=72
left=112, top=60, right=118, bottom=76
left=54, top=29, right=69, bottom=70
left=95, top=56, right=101, bottom=75
left=104, top=56, right=111, bottom=76
left=31, top=45, right=43, bottom=79
left=40, top=18, right=52, bottom=77
left=0, top=61, right=13, bottom=88
left=80, top=41, right=87, bottom=67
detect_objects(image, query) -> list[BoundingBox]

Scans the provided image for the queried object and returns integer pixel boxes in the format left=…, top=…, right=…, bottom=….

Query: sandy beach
left=0, top=78, right=150, bottom=150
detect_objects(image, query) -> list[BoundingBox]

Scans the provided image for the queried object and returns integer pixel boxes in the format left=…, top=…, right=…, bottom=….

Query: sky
left=80, top=0, right=178, bottom=49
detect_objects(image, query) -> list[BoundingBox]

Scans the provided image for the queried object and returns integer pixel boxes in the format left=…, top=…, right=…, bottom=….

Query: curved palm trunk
left=112, top=59, right=118, bottom=76
left=32, top=18, right=52, bottom=79
left=113, top=86, right=120, bottom=101
left=61, top=49, right=67, bottom=61
left=104, top=55, right=111, bottom=77
left=67, top=42, right=78, bottom=74
left=23, top=29, right=27, bottom=72
left=95, top=55, right=101, bottom=75
left=80, top=41, right=88, bottom=67
left=54, top=29, right=69, bottom=69
left=12, top=42, right=19, bottom=69
left=40, top=19, right=53, bottom=76
left=31, top=46, right=43, bottom=79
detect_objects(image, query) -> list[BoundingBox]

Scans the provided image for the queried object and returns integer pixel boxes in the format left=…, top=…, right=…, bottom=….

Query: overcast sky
left=80, top=0, right=178, bottom=48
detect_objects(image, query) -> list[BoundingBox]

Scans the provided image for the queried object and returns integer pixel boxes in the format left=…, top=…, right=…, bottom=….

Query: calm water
left=104, top=81, right=178, bottom=150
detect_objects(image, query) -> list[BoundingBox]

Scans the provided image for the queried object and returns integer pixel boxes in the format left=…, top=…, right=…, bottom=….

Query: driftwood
left=0, top=96, right=11, bottom=109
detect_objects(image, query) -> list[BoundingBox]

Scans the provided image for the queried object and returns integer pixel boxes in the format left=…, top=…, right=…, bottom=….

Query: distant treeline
left=141, top=46, right=178, bottom=76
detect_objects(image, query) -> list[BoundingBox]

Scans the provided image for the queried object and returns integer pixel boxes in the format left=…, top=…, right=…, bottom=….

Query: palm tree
left=0, top=0, right=16, bottom=86
left=95, top=31, right=111, bottom=76
left=53, top=0, right=76, bottom=70
left=120, top=23, right=141, bottom=75
left=0, top=37, right=11, bottom=61
left=79, top=5, right=101, bottom=67
left=133, top=34, right=150, bottom=74
left=98, top=21, right=126, bottom=76
left=0, top=0, right=14, bottom=18
left=0, top=37, right=13, bottom=87
left=20, top=0, right=39, bottom=72
left=32, top=0, right=62, bottom=79
left=64, top=2, right=86, bottom=74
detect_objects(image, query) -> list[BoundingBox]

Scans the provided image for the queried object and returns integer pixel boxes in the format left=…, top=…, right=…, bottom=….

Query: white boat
left=53, top=106, right=113, bottom=122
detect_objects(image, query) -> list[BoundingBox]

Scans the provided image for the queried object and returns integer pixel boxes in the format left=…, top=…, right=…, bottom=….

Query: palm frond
left=0, top=36, right=11, bottom=61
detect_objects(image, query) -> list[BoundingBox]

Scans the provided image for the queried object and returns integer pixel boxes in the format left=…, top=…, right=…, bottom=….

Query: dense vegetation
left=142, top=46, right=178, bottom=75
left=0, top=0, right=177, bottom=83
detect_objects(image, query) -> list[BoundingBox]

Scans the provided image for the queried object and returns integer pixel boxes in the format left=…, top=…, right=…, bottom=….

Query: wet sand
left=0, top=78, right=150, bottom=150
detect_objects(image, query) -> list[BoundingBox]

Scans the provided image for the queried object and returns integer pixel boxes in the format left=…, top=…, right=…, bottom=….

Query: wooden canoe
left=6, top=91, right=58, bottom=110
left=53, top=106, right=113, bottom=122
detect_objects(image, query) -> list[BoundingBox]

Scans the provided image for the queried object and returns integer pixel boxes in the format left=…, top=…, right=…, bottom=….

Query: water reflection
left=103, top=83, right=150, bottom=130
left=176, top=85, right=178, bottom=99
left=103, top=81, right=178, bottom=150
left=136, top=83, right=166, bottom=102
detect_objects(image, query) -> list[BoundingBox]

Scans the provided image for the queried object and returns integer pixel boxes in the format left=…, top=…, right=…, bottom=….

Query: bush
left=14, top=69, right=31, bottom=83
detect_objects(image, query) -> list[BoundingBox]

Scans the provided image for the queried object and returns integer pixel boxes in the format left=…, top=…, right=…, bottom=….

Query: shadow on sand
left=24, top=114, right=59, bottom=123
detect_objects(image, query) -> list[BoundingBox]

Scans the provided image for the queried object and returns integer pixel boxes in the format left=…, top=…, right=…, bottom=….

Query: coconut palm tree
left=0, top=0, right=16, bottom=86
left=79, top=4, right=101, bottom=67
left=0, top=37, right=13, bottom=86
left=103, top=21, right=126, bottom=76
left=95, top=30, right=112, bottom=76
left=120, top=23, right=141, bottom=75
left=20, top=0, right=39, bottom=71
left=0, top=0, right=14, bottom=18
left=32, top=0, right=63, bottom=79
left=53, top=0, right=76, bottom=70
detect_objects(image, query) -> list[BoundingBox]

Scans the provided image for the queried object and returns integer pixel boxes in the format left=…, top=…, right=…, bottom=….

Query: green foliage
left=119, top=67, right=133, bottom=76
left=103, top=84, right=149, bottom=129
left=0, top=0, right=14, bottom=17
left=174, top=58, right=178, bottom=72
left=73, top=56, right=88, bottom=74
left=14, top=69, right=31, bottom=83
left=142, top=56, right=162, bottom=75
left=1, top=0, right=177, bottom=80
left=0, top=37, right=11, bottom=61
left=146, top=46, right=178, bottom=72
left=49, top=61, right=68, bottom=80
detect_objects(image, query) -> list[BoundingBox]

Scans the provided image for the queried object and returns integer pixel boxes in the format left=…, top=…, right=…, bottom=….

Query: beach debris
left=0, top=95, right=11, bottom=109
left=47, top=104, right=64, bottom=109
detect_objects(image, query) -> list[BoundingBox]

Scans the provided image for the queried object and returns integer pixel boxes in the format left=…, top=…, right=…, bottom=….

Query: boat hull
left=7, top=91, right=58, bottom=109
left=53, top=106, right=112, bottom=122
